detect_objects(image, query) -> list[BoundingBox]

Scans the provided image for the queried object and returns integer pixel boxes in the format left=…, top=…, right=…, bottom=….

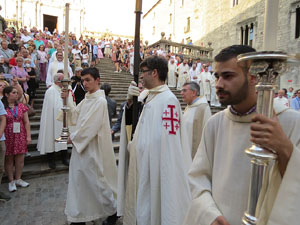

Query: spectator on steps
left=0, top=97, right=10, bottom=201
left=100, top=83, right=116, bottom=128
left=71, top=67, right=86, bottom=105
left=2, top=86, right=31, bottom=192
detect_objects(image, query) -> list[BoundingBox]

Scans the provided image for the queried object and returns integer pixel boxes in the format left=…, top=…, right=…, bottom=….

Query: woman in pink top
left=2, top=86, right=31, bottom=192
left=10, top=57, right=29, bottom=91
left=37, top=45, right=48, bottom=82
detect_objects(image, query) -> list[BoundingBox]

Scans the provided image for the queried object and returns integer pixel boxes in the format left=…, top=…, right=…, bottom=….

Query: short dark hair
left=183, top=82, right=200, bottom=96
left=100, top=83, right=111, bottom=96
left=81, top=67, right=100, bottom=80
left=214, top=45, right=256, bottom=62
left=282, top=88, right=287, bottom=95
left=140, top=55, right=168, bottom=82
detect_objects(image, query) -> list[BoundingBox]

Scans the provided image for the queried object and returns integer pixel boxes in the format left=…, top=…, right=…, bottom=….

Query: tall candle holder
left=237, top=51, right=297, bottom=225
left=55, top=79, right=71, bottom=143
left=55, top=3, right=70, bottom=144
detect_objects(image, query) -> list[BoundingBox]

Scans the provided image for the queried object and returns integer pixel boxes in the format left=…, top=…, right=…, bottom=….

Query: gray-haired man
left=181, top=81, right=211, bottom=159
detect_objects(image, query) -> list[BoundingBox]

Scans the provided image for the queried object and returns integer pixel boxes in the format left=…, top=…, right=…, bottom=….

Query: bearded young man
left=183, top=45, right=300, bottom=225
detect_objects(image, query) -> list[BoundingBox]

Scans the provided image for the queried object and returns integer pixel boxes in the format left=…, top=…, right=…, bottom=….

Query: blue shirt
left=93, top=45, right=98, bottom=55
left=291, top=97, right=300, bottom=111
left=0, top=100, right=7, bottom=141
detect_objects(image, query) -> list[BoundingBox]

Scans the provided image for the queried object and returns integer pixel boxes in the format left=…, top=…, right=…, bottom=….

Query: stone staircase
left=19, top=58, right=222, bottom=178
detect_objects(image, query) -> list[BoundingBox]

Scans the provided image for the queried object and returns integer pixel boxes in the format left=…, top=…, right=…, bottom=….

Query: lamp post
left=132, top=0, right=143, bottom=135
left=55, top=3, right=71, bottom=143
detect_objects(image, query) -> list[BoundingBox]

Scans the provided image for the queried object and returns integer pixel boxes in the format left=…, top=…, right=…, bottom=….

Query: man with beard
left=183, top=45, right=300, bottom=225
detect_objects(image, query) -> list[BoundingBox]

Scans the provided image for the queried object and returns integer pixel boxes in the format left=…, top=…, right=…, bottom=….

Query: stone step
left=7, top=151, right=120, bottom=181
left=19, top=57, right=224, bottom=179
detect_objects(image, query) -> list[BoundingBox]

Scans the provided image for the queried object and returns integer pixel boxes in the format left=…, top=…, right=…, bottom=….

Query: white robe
left=64, top=90, right=118, bottom=223
left=183, top=105, right=300, bottom=225
left=129, top=51, right=134, bottom=75
left=189, top=68, right=201, bottom=83
left=177, top=63, right=190, bottom=90
left=46, top=60, right=73, bottom=87
left=210, top=72, right=221, bottom=107
left=167, top=62, right=177, bottom=88
left=274, top=96, right=289, bottom=108
left=183, top=96, right=211, bottom=159
left=200, top=71, right=211, bottom=101
left=117, top=85, right=192, bottom=225
left=37, top=84, right=74, bottom=154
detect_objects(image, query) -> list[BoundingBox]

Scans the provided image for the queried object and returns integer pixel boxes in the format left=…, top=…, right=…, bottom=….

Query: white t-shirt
left=72, top=49, right=81, bottom=60
left=21, top=35, right=32, bottom=43
left=82, top=53, right=89, bottom=63
left=274, top=96, right=289, bottom=108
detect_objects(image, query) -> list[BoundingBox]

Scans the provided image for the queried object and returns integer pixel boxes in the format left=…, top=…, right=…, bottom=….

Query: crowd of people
left=1, top=22, right=300, bottom=225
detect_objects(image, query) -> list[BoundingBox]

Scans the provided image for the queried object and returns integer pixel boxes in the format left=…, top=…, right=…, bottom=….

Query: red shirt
left=9, top=57, right=17, bottom=67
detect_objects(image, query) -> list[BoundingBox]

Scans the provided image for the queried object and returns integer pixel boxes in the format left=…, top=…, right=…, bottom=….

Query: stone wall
left=1, top=0, right=84, bottom=37
left=142, top=0, right=300, bottom=90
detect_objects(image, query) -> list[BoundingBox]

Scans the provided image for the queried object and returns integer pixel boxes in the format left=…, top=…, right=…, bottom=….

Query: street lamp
left=132, top=0, right=143, bottom=135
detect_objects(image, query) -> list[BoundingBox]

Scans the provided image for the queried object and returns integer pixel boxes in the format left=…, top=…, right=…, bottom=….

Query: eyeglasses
left=140, top=69, right=152, bottom=73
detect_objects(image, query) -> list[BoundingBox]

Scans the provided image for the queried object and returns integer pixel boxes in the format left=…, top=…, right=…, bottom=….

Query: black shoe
left=0, top=191, right=11, bottom=202
left=102, top=213, right=119, bottom=225
left=70, top=223, right=85, bottom=225
left=47, top=153, right=56, bottom=169
left=61, top=150, right=69, bottom=166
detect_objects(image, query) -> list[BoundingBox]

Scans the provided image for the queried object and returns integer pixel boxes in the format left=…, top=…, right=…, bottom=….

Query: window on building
left=153, top=12, right=156, bottom=19
left=296, top=7, right=300, bottom=38
left=169, top=13, right=172, bottom=24
left=249, top=23, right=254, bottom=46
left=240, top=23, right=254, bottom=47
left=153, top=26, right=155, bottom=35
left=233, top=0, right=238, bottom=7
left=184, top=17, right=190, bottom=33
left=240, top=27, right=244, bottom=45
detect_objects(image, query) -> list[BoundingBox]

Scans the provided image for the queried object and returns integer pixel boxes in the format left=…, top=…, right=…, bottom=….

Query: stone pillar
left=35, top=1, right=38, bottom=27
left=39, top=3, right=42, bottom=30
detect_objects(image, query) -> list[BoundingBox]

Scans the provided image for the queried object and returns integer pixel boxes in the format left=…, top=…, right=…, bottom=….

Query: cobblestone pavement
left=0, top=172, right=122, bottom=225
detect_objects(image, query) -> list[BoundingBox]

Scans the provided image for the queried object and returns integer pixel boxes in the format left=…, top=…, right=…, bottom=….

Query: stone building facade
left=1, top=0, right=85, bottom=37
left=142, top=0, right=300, bottom=90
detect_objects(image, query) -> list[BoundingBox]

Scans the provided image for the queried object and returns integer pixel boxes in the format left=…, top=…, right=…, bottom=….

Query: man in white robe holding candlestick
left=37, top=73, right=75, bottom=169
left=61, top=67, right=118, bottom=225
left=183, top=45, right=300, bottom=225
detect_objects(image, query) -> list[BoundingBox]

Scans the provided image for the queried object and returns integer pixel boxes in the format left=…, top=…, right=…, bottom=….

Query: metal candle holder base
left=55, top=78, right=71, bottom=144
left=237, top=51, right=294, bottom=225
